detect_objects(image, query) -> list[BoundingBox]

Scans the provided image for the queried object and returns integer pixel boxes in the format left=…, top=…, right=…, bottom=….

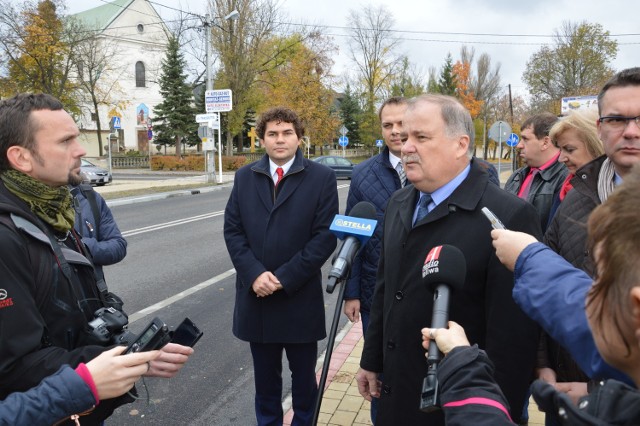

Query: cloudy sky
left=64, top=0, right=638, bottom=99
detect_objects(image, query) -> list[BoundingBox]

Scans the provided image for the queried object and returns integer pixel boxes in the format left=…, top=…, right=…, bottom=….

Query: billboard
left=561, top=96, right=597, bottom=115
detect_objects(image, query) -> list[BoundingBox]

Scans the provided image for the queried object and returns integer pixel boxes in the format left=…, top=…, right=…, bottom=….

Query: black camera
left=124, top=317, right=171, bottom=354
left=87, top=307, right=130, bottom=345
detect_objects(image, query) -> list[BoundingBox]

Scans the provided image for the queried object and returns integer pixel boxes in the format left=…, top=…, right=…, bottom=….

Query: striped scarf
left=597, top=158, right=617, bottom=204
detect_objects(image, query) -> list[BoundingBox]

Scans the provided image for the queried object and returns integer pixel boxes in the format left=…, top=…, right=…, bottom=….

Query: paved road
left=104, top=182, right=352, bottom=425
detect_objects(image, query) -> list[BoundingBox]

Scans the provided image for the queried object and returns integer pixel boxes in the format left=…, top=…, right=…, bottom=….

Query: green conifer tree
left=437, top=53, right=457, bottom=96
left=153, top=35, right=198, bottom=157
left=339, top=84, right=363, bottom=147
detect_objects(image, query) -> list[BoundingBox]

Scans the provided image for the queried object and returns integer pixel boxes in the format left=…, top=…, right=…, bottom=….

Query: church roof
left=71, top=0, right=135, bottom=31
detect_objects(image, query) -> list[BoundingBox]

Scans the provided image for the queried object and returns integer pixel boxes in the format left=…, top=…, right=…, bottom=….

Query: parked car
left=81, top=159, right=112, bottom=186
left=313, top=156, right=354, bottom=179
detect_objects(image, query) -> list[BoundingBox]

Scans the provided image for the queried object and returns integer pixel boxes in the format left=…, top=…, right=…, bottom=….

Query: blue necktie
left=414, top=194, right=432, bottom=226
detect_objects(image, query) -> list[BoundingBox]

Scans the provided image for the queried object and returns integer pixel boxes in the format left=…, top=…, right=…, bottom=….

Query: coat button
left=395, top=291, right=404, bottom=300
left=383, top=385, right=391, bottom=394
left=386, top=341, right=396, bottom=349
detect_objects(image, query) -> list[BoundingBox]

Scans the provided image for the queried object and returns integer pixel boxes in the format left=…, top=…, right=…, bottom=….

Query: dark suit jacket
left=224, top=150, right=338, bottom=343
left=360, top=159, right=542, bottom=425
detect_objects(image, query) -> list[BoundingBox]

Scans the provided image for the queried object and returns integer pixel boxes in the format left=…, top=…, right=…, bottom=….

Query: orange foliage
left=452, top=61, right=483, bottom=119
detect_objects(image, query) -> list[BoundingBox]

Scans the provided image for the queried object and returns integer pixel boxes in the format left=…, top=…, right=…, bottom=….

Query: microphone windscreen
left=349, top=201, right=377, bottom=220
left=421, top=245, right=466, bottom=292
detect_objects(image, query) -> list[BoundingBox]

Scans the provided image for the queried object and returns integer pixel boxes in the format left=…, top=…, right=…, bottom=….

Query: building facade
left=73, top=0, right=169, bottom=157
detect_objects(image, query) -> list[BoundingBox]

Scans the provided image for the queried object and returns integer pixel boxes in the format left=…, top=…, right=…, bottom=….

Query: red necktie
left=275, top=167, right=284, bottom=187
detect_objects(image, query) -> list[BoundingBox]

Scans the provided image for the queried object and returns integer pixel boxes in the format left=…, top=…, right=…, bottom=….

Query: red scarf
left=559, top=173, right=574, bottom=201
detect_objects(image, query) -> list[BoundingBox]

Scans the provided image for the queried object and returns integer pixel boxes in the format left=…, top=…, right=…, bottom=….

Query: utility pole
left=204, top=13, right=213, bottom=91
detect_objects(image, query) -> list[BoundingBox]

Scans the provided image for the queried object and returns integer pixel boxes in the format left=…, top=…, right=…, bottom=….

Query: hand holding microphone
left=420, top=244, right=466, bottom=412
left=421, top=321, right=470, bottom=357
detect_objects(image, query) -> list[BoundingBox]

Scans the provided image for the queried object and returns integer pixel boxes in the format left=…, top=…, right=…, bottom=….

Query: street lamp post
left=203, top=9, right=239, bottom=183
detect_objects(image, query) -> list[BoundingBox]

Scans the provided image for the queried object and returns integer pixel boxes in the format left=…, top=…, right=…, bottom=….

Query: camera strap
left=9, top=213, right=110, bottom=314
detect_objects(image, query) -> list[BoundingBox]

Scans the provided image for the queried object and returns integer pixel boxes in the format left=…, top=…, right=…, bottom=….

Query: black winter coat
left=504, top=159, right=568, bottom=232
left=544, top=155, right=606, bottom=276
left=360, top=160, right=542, bottom=425
left=0, top=182, right=131, bottom=425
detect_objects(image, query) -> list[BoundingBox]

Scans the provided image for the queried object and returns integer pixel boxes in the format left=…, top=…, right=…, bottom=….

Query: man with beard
left=0, top=93, right=193, bottom=425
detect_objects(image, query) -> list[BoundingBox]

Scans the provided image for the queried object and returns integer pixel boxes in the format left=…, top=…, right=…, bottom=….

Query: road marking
left=128, top=268, right=236, bottom=324
left=122, top=211, right=225, bottom=237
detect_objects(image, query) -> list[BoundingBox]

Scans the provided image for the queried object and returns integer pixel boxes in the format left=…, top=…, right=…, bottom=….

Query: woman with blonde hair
left=548, top=110, right=604, bottom=219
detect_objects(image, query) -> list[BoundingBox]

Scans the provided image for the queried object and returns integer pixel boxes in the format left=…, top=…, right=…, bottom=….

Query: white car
left=81, top=159, right=112, bottom=186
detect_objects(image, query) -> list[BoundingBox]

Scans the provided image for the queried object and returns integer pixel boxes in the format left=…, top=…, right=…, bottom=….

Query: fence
left=112, top=156, right=149, bottom=169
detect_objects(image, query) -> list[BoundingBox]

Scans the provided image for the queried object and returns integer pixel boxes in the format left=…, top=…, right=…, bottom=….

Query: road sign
left=196, top=113, right=220, bottom=129
left=111, top=116, right=121, bottom=130
left=205, top=89, right=232, bottom=112
left=339, top=126, right=348, bottom=135
left=506, top=133, right=520, bottom=147
left=488, top=120, right=511, bottom=142
left=375, top=139, right=384, bottom=147
left=338, top=135, right=349, bottom=147
left=147, top=129, right=153, bottom=140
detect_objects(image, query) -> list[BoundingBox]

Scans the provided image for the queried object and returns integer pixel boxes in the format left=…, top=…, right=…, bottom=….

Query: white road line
left=122, top=211, right=225, bottom=237
left=128, top=268, right=236, bottom=324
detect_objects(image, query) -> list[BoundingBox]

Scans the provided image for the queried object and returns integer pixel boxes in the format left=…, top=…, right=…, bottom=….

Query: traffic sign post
left=376, top=139, right=383, bottom=153
left=338, top=135, right=349, bottom=157
left=111, top=116, right=121, bottom=130
left=205, top=89, right=232, bottom=113
left=506, top=133, right=520, bottom=173
left=489, top=121, right=512, bottom=177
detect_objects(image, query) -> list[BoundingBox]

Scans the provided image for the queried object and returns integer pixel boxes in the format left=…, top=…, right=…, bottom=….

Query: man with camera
left=0, top=93, right=193, bottom=425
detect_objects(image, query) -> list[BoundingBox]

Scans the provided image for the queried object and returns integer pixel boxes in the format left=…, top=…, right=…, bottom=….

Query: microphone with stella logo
left=420, top=244, right=467, bottom=412
left=326, top=201, right=377, bottom=293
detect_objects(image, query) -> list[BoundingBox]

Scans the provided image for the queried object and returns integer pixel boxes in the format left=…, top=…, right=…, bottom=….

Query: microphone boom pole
left=311, top=202, right=377, bottom=425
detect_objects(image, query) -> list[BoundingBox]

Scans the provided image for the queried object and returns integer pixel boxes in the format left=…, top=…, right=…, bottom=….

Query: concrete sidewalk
left=94, top=171, right=234, bottom=196
left=289, top=322, right=546, bottom=426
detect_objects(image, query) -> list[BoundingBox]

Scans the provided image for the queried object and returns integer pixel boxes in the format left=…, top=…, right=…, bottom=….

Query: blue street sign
left=506, top=133, right=519, bottom=147
left=112, top=116, right=121, bottom=130
left=375, top=139, right=384, bottom=147
left=338, top=135, right=349, bottom=147
left=147, top=129, right=153, bottom=140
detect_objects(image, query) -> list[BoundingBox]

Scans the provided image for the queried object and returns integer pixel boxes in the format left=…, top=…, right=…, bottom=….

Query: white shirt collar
left=388, top=151, right=402, bottom=169
left=270, top=157, right=295, bottom=182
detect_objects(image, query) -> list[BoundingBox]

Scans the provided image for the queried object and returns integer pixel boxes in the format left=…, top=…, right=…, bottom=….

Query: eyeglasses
left=598, top=115, right=640, bottom=130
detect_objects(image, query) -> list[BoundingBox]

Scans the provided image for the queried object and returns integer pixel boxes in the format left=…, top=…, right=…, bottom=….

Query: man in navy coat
left=224, top=107, right=338, bottom=425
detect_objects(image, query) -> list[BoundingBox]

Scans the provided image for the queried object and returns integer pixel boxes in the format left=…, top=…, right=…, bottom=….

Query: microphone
left=326, top=201, right=377, bottom=293
left=420, top=244, right=466, bottom=412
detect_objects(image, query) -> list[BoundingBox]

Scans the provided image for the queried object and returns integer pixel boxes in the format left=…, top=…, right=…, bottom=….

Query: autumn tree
left=522, top=21, right=617, bottom=113
left=453, top=60, right=483, bottom=119
left=389, top=56, right=425, bottom=98
left=0, top=0, right=80, bottom=112
left=258, top=32, right=340, bottom=151
left=153, top=35, right=198, bottom=157
left=347, top=4, right=401, bottom=146
left=210, top=0, right=280, bottom=156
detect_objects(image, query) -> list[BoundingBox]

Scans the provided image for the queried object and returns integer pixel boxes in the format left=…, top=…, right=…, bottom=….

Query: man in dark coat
left=224, top=107, right=338, bottom=426
left=343, top=97, right=406, bottom=330
left=356, top=94, right=542, bottom=425
left=504, top=113, right=567, bottom=233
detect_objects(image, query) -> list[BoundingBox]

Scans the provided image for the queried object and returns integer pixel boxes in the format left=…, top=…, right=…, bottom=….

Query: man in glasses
left=545, top=67, right=640, bottom=277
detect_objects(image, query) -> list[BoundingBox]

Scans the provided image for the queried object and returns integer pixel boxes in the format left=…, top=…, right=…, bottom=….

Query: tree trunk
left=92, top=97, right=103, bottom=156
left=225, top=131, right=233, bottom=156
left=175, top=135, right=182, bottom=157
